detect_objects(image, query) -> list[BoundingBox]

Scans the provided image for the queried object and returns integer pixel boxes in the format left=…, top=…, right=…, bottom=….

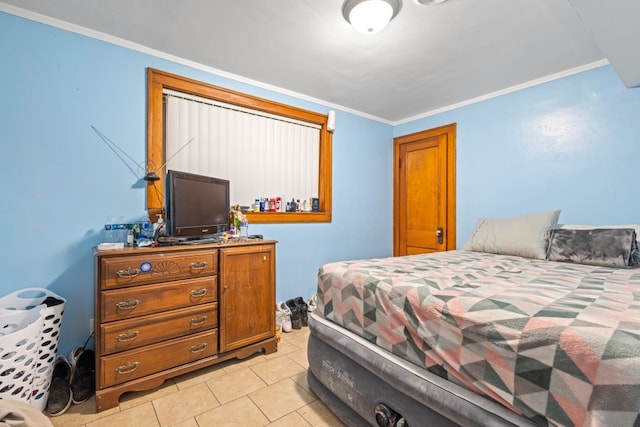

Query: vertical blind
left=164, top=89, right=321, bottom=209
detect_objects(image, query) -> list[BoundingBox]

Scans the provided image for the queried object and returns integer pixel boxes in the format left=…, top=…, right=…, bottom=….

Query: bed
left=307, top=216, right=640, bottom=427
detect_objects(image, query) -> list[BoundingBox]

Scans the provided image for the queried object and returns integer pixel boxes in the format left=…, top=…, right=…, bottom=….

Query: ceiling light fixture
left=342, top=0, right=402, bottom=35
left=413, top=0, right=448, bottom=5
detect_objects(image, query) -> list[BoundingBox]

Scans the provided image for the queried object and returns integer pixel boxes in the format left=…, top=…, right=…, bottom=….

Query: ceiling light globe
left=414, top=0, right=447, bottom=5
left=349, top=0, right=394, bottom=34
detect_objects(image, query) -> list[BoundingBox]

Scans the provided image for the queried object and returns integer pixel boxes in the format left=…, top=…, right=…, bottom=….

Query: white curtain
left=164, top=90, right=320, bottom=208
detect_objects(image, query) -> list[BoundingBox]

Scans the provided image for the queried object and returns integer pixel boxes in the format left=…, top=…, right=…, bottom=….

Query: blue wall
left=395, top=65, right=640, bottom=243
left=2, top=10, right=639, bottom=356
left=0, top=12, right=393, bottom=355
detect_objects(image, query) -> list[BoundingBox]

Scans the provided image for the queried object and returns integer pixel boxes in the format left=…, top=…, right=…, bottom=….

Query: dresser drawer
left=101, top=277, right=217, bottom=322
left=100, top=250, right=217, bottom=289
left=100, top=303, right=218, bottom=355
left=100, top=330, right=218, bottom=388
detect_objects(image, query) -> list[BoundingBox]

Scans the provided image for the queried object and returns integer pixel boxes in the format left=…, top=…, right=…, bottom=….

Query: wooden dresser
left=94, top=240, right=277, bottom=412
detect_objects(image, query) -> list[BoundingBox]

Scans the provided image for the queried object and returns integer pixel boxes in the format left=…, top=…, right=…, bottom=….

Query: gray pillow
left=546, top=228, right=639, bottom=268
left=462, top=210, right=561, bottom=259
left=558, top=224, right=640, bottom=248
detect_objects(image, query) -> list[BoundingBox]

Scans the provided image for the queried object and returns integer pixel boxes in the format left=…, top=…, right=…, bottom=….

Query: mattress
left=316, top=250, right=640, bottom=426
left=308, top=312, right=536, bottom=427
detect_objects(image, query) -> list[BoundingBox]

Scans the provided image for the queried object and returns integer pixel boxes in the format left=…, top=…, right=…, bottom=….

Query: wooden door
left=219, top=244, right=275, bottom=352
left=394, top=124, right=456, bottom=256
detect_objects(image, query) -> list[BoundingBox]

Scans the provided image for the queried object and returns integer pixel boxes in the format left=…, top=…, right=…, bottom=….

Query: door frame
left=393, top=123, right=457, bottom=255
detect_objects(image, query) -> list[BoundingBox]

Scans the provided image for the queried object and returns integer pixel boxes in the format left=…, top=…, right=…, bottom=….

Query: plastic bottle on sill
left=117, top=216, right=126, bottom=243
left=104, top=216, right=114, bottom=243
left=126, top=226, right=134, bottom=246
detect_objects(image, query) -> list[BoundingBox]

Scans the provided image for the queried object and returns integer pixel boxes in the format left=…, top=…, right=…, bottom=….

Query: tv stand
left=94, top=239, right=277, bottom=412
left=177, top=237, right=224, bottom=245
left=156, top=236, right=189, bottom=245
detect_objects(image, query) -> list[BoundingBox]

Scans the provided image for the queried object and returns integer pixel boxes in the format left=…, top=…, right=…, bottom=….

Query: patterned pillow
left=546, top=228, right=639, bottom=268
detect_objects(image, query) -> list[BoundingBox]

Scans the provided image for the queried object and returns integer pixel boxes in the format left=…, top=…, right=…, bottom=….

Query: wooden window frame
left=146, top=68, right=332, bottom=223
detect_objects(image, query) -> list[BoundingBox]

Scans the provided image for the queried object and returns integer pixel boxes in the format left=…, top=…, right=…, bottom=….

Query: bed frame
left=307, top=313, right=536, bottom=427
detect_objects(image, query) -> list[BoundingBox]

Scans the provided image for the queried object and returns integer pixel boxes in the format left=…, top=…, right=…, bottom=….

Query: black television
left=165, top=170, right=230, bottom=238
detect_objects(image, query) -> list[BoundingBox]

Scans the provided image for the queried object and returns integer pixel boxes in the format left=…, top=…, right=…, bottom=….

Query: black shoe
left=46, top=356, right=72, bottom=416
left=286, top=299, right=302, bottom=329
left=70, top=348, right=95, bottom=404
left=293, top=296, right=309, bottom=327
left=42, top=296, right=64, bottom=307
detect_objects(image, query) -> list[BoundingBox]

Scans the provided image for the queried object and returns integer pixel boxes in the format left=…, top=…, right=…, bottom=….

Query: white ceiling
left=2, top=0, right=638, bottom=123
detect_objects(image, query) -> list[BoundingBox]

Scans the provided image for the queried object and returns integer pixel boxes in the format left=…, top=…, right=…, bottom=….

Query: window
left=164, top=90, right=321, bottom=210
left=146, top=68, right=332, bottom=223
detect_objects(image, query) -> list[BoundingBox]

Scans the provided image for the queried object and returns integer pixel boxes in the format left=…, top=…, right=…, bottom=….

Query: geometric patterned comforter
left=316, top=250, right=640, bottom=427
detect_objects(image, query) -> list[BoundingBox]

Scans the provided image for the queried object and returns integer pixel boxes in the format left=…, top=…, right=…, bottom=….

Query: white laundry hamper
left=0, top=288, right=66, bottom=411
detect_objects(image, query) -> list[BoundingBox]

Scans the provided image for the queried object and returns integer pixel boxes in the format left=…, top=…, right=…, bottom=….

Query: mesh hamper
left=0, top=288, right=66, bottom=411
left=0, top=306, right=46, bottom=405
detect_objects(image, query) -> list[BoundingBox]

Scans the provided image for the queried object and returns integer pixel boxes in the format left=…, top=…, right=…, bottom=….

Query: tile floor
left=48, top=327, right=345, bottom=427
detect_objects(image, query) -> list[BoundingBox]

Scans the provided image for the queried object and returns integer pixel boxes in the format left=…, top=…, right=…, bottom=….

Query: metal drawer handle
left=189, top=288, right=208, bottom=298
left=189, top=261, right=207, bottom=271
left=116, top=330, right=140, bottom=342
left=116, top=268, right=140, bottom=278
left=189, top=343, right=208, bottom=353
left=189, top=316, right=208, bottom=327
left=116, top=299, right=141, bottom=310
left=115, top=362, right=140, bottom=375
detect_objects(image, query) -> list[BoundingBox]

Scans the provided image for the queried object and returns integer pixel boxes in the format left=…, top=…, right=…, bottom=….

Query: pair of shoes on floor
left=45, top=346, right=95, bottom=416
left=68, top=346, right=96, bottom=405
left=46, top=356, right=72, bottom=416
left=276, top=302, right=292, bottom=333
left=286, top=297, right=309, bottom=329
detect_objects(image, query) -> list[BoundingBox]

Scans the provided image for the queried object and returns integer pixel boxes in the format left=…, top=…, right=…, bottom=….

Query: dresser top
left=94, top=239, right=277, bottom=258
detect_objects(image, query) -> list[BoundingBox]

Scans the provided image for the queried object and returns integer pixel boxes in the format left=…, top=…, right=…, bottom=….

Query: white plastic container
left=0, top=288, right=66, bottom=410
left=0, top=305, right=46, bottom=406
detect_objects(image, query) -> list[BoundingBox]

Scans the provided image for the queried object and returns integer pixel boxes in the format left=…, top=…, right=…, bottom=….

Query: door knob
left=436, top=227, right=444, bottom=244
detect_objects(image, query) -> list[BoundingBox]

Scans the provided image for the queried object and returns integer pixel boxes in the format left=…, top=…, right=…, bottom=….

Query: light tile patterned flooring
left=49, top=327, right=345, bottom=427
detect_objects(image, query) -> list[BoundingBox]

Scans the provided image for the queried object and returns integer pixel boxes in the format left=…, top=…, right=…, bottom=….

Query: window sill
left=245, top=211, right=331, bottom=224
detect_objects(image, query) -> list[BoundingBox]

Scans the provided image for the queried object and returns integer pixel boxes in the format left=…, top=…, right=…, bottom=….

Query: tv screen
left=166, top=170, right=230, bottom=238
